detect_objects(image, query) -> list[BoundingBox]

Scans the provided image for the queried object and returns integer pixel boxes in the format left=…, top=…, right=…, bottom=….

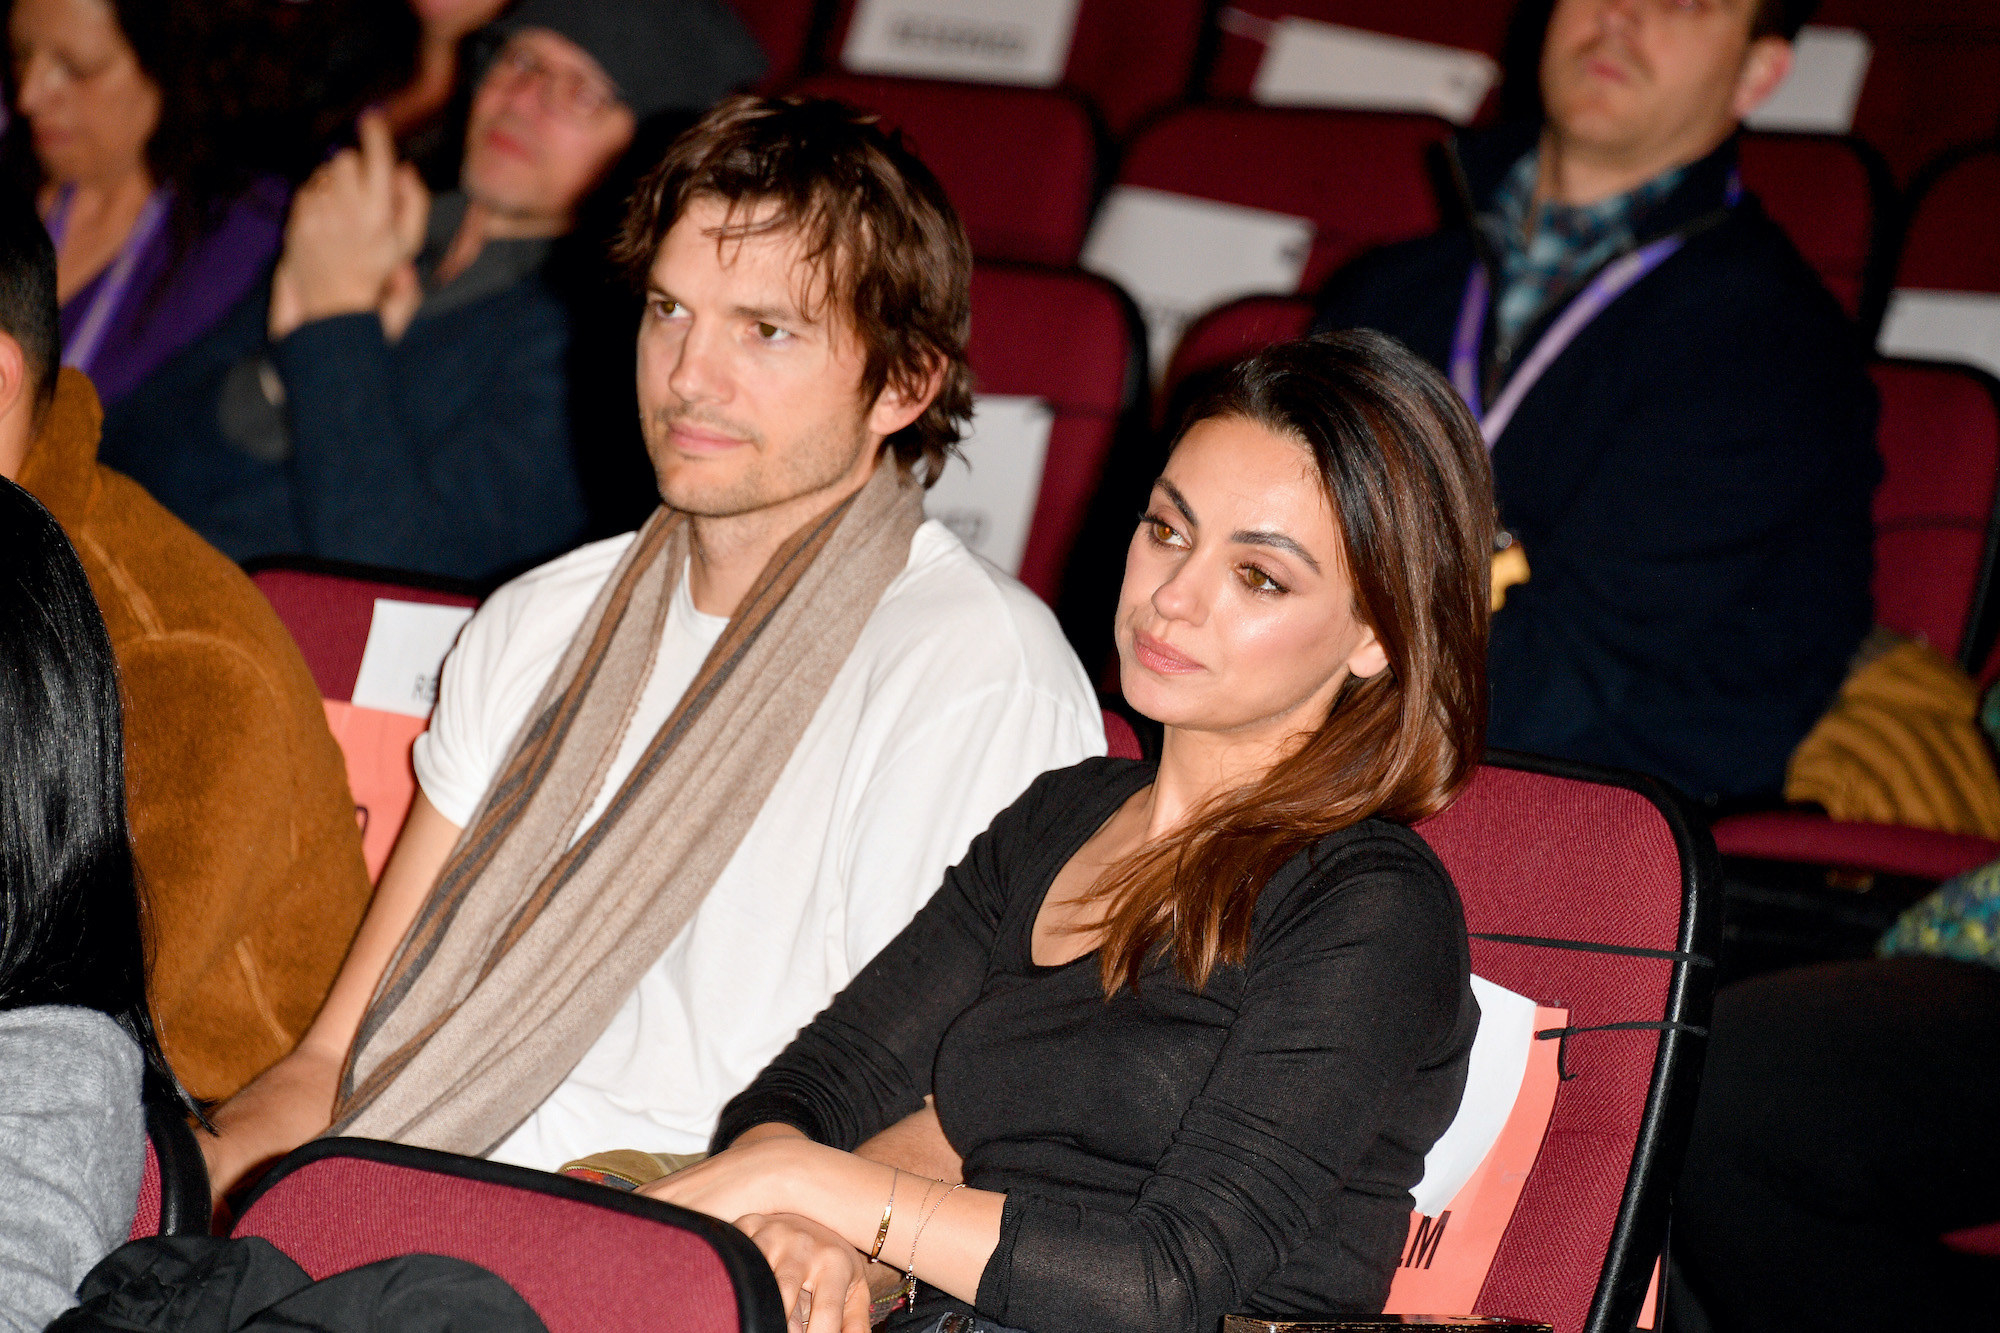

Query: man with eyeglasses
left=1317, top=0, right=1879, bottom=807
left=99, top=0, right=763, bottom=583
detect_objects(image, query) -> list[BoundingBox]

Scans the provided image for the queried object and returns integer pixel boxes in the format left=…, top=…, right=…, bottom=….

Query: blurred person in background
left=0, top=475, right=198, bottom=1330
left=1317, top=0, right=1878, bottom=805
left=100, top=0, right=762, bottom=583
left=0, top=187, right=372, bottom=1104
left=385, top=0, right=514, bottom=143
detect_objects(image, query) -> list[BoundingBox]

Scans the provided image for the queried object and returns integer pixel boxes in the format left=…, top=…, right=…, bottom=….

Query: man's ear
left=865, top=356, right=947, bottom=441
left=1732, top=35, right=1794, bottom=120
left=0, top=334, right=35, bottom=482
left=0, top=334, right=29, bottom=420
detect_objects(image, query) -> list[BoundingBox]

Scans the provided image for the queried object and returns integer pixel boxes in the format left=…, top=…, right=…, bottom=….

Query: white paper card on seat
left=1082, top=186, right=1315, bottom=383
left=1878, top=289, right=2000, bottom=383
left=1744, top=26, right=1871, bottom=133
left=351, top=599, right=475, bottom=719
left=1409, top=974, right=1538, bottom=1219
left=843, top=0, right=1081, bottom=85
left=925, top=394, right=1055, bottom=576
left=1252, top=18, right=1498, bottom=125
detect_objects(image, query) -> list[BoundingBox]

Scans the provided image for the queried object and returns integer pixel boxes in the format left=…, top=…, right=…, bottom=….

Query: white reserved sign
left=350, top=598, right=475, bottom=719
left=1745, top=26, right=1871, bottom=134
left=843, top=0, right=1081, bottom=85
left=1878, top=289, right=2000, bottom=383
left=1411, top=974, right=1537, bottom=1218
left=1253, top=17, right=1497, bottom=126
left=1082, top=185, right=1315, bottom=383
left=926, top=394, right=1056, bottom=575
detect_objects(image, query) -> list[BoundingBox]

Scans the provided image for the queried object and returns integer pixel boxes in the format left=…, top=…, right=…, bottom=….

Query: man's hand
left=270, top=111, right=429, bottom=342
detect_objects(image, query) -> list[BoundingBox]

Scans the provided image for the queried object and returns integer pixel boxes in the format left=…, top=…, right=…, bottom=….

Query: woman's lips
left=1133, top=631, right=1203, bottom=675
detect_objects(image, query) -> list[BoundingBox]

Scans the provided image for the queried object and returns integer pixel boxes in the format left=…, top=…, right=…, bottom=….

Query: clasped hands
left=269, top=111, right=429, bottom=345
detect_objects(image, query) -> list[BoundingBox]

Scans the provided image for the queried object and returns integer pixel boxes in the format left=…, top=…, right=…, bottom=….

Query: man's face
left=1541, top=0, right=1784, bottom=166
left=461, top=28, right=636, bottom=231
left=636, top=195, right=886, bottom=518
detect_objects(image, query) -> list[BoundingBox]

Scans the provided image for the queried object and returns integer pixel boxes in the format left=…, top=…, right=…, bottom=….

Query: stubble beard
left=643, top=403, right=876, bottom=520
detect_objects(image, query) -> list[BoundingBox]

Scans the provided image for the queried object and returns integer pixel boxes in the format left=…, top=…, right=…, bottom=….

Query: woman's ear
left=1346, top=625, right=1390, bottom=681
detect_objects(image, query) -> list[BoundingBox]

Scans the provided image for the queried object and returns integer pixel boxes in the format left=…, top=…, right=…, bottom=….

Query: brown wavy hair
left=1093, top=330, right=1494, bottom=996
left=612, top=94, right=974, bottom=486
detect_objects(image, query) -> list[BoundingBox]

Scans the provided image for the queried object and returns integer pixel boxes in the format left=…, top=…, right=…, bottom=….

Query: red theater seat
left=966, top=263, right=1143, bottom=603
left=1737, top=132, right=1891, bottom=324
left=1161, top=293, right=1316, bottom=416
left=129, top=1104, right=210, bottom=1240
left=1204, top=0, right=1516, bottom=107
left=820, top=0, right=1204, bottom=134
left=1114, top=104, right=1451, bottom=297
left=796, top=74, right=1099, bottom=265
left=1407, top=752, right=1717, bottom=1333
left=1894, top=144, right=2000, bottom=296
left=1814, top=0, right=2000, bottom=184
left=231, top=1140, right=783, bottom=1333
left=247, top=558, right=481, bottom=705
left=726, top=0, right=824, bottom=90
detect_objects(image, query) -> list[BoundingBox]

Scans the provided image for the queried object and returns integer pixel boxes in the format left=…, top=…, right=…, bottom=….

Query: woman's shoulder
left=0, top=1007, right=143, bottom=1113
left=1257, top=817, right=1465, bottom=941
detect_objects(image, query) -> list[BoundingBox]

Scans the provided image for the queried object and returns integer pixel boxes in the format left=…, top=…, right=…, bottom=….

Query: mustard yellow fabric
left=1785, top=635, right=2000, bottom=838
left=19, top=369, right=371, bottom=1100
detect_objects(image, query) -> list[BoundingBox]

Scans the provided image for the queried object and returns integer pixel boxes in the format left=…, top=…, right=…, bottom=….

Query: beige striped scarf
left=330, top=464, right=926, bottom=1155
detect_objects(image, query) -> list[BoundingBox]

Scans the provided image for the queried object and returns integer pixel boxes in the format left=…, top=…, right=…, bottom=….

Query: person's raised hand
left=733, top=1213, right=875, bottom=1333
left=270, top=112, right=430, bottom=341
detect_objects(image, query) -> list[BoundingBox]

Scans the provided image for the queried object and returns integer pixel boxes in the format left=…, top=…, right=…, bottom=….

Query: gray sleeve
left=0, top=1007, right=145, bottom=1332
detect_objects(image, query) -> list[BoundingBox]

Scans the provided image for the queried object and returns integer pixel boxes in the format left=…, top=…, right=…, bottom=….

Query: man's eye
left=650, top=298, right=682, bottom=320
left=755, top=322, right=789, bottom=341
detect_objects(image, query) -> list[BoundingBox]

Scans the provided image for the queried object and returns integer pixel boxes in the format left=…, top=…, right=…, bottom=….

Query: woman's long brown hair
left=1091, top=330, right=1494, bottom=996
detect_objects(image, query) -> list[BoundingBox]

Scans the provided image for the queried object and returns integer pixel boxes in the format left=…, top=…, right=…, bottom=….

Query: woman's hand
left=639, top=1133, right=819, bottom=1222
left=735, top=1212, right=877, bottom=1333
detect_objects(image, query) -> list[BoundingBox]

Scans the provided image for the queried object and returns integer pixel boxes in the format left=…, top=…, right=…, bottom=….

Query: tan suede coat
left=20, top=369, right=371, bottom=1101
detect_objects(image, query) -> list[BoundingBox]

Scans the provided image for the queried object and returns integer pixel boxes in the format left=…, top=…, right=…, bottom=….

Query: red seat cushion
left=1737, top=133, right=1882, bottom=319
left=1895, top=147, right=2000, bottom=293
left=725, top=0, right=819, bottom=90
left=1117, top=105, right=1451, bottom=296
left=129, top=1139, right=162, bottom=1242
left=1161, top=295, right=1317, bottom=414
left=796, top=74, right=1098, bottom=265
left=1712, top=810, right=2000, bottom=881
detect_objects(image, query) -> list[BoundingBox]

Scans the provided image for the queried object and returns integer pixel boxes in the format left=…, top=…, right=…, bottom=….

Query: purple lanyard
left=1451, top=172, right=1740, bottom=449
left=47, top=185, right=171, bottom=379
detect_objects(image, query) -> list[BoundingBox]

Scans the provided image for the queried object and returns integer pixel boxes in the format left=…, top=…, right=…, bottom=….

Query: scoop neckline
left=1015, top=759, right=1156, bottom=975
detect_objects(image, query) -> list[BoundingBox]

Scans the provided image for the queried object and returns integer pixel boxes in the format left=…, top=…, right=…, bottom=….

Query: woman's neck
left=48, top=167, right=156, bottom=305
left=1143, top=719, right=1310, bottom=841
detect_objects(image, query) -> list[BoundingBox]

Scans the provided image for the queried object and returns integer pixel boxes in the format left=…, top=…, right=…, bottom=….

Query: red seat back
left=1894, top=145, right=2000, bottom=295
left=726, top=0, right=823, bottom=90
left=966, top=263, right=1142, bottom=603
left=1102, top=707, right=1143, bottom=760
left=1869, top=360, right=2000, bottom=669
left=1160, top=294, right=1317, bottom=418
left=1115, top=104, right=1451, bottom=298
left=1737, top=132, right=1888, bottom=322
left=796, top=74, right=1099, bottom=265
left=1413, top=753, right=1716, bottom=1333
left=231, top=1140, right=783, bottom=1333
left=1203, top=0, right=1516, bottom=108
left=1813, top=1, right=2000, bottom=183
left=130, top=1139, right=162, bottom=1242
left=247, top=560, right=482, bottom=705
left=820, top=0, right=1205, bottom=133
left=129, top=1104, right=211, bottom=1240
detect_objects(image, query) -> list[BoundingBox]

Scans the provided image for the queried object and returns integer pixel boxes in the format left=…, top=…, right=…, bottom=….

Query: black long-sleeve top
left=714, top=758, right=1478, bottom=1333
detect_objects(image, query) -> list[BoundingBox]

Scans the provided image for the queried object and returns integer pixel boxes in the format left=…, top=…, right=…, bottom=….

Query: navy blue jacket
left=1319, top=126, right=1880, bottom=802
left=102, top=271, right=588, bottom=585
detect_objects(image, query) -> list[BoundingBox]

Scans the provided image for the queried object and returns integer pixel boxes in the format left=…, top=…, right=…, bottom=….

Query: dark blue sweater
left=102, top=271, right=588, bottom=584
left=1318, top=127, right=1881, bottom=803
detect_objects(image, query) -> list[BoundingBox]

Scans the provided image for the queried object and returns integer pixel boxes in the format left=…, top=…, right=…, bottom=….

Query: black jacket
left=1318, top=124, right=1880, bottom=802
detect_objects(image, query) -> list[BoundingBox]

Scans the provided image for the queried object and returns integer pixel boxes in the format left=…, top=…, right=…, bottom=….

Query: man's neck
left=1535, top=124, right=1723, bottom=211
left=436, top=194, right=567, bottom=287
left=0, top=414, right=31, bottom=483
left=685, top=457, right=883, bottom=618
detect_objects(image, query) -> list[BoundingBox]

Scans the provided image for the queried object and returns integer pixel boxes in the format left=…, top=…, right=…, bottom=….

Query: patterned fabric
left=1880, top=857, right=2000, bottom=970
left=1479, top=150, right=1686, bottom=362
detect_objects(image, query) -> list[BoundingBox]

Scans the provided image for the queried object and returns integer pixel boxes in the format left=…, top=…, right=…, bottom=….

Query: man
left=99, top=0, right=763, bottom=583
left=1318, top=0, right=1879, bottom=803
left=201, top=96, right=1104, bottom=1193
left=0, top=189, right=372, bottom=1102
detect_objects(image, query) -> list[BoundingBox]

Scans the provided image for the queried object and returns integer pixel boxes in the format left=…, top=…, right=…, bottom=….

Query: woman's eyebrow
left=1156, top=479, right=1197, bottom=526
left=1231, top=528, right=1322, bottom=575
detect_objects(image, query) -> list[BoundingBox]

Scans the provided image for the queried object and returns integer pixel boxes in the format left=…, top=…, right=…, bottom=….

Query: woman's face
left=409, top=0, right=512, bottom=42
left=9, top=0, right=160, bottom=187
left=1116, top=415, right=1389, bottom=739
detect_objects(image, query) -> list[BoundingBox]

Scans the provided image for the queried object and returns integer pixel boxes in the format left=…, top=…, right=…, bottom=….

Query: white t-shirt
left=412, top=519, right=1104, bottom=1169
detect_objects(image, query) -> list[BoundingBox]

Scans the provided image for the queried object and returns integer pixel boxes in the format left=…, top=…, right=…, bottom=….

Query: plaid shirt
left=1478, top=150, right=1686, bottom=366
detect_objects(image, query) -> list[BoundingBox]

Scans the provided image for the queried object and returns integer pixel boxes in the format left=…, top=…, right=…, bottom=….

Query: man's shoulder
left=459, top=531, right=638, bottom=660
left=860, top=520, right=1090, bottom=695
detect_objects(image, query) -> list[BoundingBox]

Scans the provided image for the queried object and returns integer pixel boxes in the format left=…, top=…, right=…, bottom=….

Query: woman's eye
left=1142, top=515, right=1186, bottom=548
left=1241, top=566, right=1286, bottom=594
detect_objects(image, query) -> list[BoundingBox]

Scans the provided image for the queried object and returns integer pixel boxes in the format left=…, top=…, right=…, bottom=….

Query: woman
left=6, top=0, right=290, bottom=405
left=646, top=332, right=1495, bottom=1333
left=383, top=0, right=514, bottom=176
left=0, top=478, right=195, bottom=1330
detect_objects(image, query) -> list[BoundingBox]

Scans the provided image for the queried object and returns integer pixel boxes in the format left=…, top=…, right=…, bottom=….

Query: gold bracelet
left=868, top=1168, right=899, bottom=1263
left=903, top=1179, right=964, bottom=1301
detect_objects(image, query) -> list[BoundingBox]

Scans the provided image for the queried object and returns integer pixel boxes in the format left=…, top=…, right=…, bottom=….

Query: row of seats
left=731, top=0, right=2000, bottom=177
